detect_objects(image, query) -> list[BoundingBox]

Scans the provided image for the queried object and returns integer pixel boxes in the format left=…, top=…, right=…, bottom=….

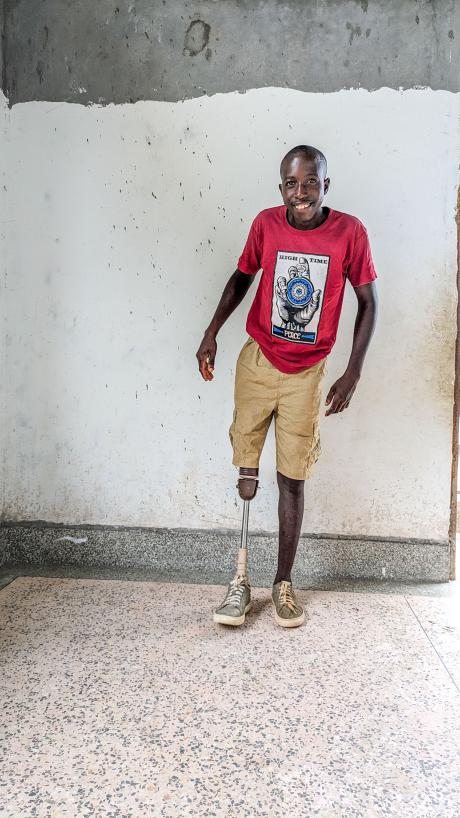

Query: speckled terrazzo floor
left=1, top=577, right=459, bottom=818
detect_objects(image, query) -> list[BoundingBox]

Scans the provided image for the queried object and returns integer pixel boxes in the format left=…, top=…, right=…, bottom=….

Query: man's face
left=279, top=155, right=330, bottom=229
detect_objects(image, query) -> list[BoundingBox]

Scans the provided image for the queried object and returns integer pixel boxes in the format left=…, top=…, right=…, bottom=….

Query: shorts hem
left=276, top=462, right=317, bottom=481
left=232, top=455, right=261, bottom=469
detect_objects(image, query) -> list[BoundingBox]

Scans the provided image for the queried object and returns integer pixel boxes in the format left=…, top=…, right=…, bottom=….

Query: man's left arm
left=325, top=281, right=378, bottom=416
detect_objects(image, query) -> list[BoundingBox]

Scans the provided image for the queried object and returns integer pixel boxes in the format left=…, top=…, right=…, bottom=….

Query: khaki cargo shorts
left=229, top=337, right=327, bottom=481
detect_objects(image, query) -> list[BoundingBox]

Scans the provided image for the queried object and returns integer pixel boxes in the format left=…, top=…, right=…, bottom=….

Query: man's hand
left=196, top=331, right=217, bottom=381
left=325, top=370, right=360, bottom=415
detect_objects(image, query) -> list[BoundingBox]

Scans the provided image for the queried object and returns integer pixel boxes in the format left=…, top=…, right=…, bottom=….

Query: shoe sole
left=272, top=601, right=305, bottom=628
left=213, top=602, right=252, bottom=626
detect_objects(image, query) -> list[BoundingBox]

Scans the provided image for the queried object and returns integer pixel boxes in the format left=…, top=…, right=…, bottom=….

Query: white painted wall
left=2, top=88, right=458, bottom=539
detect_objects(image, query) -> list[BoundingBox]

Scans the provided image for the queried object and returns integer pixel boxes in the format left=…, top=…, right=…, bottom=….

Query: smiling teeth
left=295, top=203, right=310, bottom=209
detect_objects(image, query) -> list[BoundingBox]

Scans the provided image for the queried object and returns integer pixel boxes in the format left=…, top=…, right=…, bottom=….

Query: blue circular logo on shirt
left=286, top=276, right=314, bottom=308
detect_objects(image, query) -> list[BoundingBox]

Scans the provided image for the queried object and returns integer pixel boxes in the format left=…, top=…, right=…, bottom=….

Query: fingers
left=326, top=373, right=357, bottom=415
left=325, top=391, right=351, bottom=415
left=325, top=392, right=340, bottom=415
left=197, top=349, right=215, bottom=381
left=196, top=332, right=217, bottom=381
left=198, top=354, right=214, bottom=381
left=297, top=290, right=321, bottom=324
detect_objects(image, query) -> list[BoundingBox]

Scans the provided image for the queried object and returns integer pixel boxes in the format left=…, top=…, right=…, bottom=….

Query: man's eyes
left=285, top=179, right=319, bottom=186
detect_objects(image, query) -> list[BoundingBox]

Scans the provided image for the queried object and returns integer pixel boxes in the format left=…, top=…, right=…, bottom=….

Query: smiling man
left=196, top=145, right=378, bottom=628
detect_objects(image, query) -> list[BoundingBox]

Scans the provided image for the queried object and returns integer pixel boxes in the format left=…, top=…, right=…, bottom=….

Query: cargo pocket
left=305, top=422, right=321, bottom=472
left=229, top=409, right=237, bottom=446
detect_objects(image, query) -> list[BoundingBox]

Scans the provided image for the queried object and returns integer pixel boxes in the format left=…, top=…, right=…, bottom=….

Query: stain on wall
left=183, top=19, right=210, bottom=57
left=2, top=0, right=459, bottom=106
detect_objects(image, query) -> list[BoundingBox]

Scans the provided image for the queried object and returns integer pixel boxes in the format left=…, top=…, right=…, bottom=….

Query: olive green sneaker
left=213, top=575, right=251, bottom=626
left=272, top=581, right=305, bottom=628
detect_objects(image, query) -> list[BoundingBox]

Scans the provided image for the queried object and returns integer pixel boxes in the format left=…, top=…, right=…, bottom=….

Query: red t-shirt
left=237, top=206, right=377, bottom=373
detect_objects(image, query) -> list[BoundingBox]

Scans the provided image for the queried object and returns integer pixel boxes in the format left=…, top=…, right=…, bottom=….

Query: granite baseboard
left=0, top=521, right=451, bottom=583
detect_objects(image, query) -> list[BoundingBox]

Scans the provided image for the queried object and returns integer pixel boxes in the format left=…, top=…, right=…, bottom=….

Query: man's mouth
left=292, top=202, right=314, bottom=211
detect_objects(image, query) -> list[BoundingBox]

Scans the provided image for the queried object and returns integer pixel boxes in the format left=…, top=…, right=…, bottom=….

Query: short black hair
left=280, top=145, right=327, bottom=177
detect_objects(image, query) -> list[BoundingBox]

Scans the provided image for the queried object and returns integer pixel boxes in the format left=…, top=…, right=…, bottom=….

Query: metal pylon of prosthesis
left=236, top=499, right=250, bottom=578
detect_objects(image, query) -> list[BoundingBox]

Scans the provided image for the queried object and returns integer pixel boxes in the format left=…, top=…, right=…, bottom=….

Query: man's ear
left=279, top=182, right=283, bottom=195
left=324, top=177, right=331, bottom=195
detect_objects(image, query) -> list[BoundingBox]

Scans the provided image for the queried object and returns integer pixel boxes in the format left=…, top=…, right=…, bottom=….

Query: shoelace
left=278, top=581, right=298, bottom=611
left=224, top=576, right=247, bottom=607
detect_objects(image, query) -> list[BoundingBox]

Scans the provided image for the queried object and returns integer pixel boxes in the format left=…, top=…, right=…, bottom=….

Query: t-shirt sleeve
left=237, top=215, right=263, bottom=275
left=347, top=222, right=377, bottom=287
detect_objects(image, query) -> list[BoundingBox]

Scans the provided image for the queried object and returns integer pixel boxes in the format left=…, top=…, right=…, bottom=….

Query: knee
left=277, top=471, right=304, bottom=496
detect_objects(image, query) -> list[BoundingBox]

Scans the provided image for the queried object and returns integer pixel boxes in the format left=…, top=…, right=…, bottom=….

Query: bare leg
left=274, top=471, right=305, bottom=584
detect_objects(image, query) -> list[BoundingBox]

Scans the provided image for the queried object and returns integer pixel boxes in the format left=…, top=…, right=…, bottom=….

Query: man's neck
left=287, top=206, right=329, bottom=231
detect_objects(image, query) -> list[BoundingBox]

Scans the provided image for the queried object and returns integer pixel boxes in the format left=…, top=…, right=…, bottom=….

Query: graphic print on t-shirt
left=271, top=251, right=330, bottom=344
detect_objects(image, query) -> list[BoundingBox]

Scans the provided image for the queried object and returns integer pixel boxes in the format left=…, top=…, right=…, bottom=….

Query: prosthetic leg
left=235, top=472, right=259, bottom=580
left=213, top=470, right=259, bottom=626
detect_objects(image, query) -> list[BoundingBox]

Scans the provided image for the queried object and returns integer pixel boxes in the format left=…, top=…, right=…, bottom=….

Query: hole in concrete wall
left=183, top=20, right=210, bottom=57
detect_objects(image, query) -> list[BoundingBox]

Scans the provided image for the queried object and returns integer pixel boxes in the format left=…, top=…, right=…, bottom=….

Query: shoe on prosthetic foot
left=213, top=574, right=251, bottom=626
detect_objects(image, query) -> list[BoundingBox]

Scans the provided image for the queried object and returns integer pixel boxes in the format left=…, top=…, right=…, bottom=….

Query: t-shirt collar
left=283, top=206, right=333, bottom=235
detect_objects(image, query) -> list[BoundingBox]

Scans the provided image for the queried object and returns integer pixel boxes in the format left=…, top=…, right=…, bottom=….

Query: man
left=196, top=145, right=378, bottom=627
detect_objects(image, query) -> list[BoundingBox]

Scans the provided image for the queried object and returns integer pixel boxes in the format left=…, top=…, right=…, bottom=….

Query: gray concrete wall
left=3, top=0, right=459, bottom=106
left=0, top=0, right=4, bottom=97
left=0, top=523, right=451, bottom=583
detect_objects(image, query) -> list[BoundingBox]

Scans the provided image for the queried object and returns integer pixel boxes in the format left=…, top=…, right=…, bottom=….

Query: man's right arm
left=196, top=269, right=255, bottom=381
